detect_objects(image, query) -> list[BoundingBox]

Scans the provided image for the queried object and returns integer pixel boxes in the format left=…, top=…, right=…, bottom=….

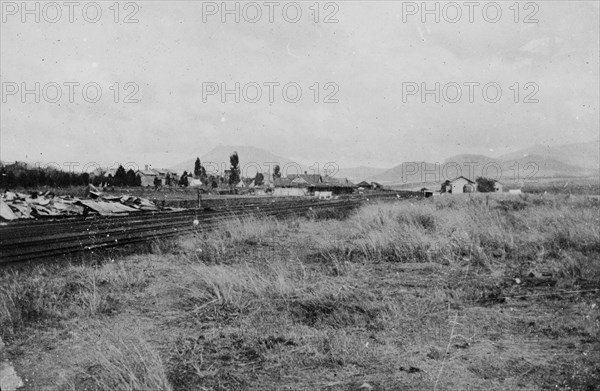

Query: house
left=153, top=169, right=179, bottom=185
left=136, top=166, right=179, bottom=187
left=273, top=177, right=293, bottom=188
left=272, top=176, right=306, bottom=197
left=319, top=176, right=356, bottom=195
left=442, top=176, right=477, bottom=194
left=136, top=168, right=159, bottom=187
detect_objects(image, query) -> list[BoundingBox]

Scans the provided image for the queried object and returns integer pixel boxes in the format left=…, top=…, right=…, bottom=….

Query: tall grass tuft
left=74, top=332, right=172, bottom=391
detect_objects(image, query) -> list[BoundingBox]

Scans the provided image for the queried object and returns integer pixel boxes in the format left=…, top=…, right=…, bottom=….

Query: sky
left=1, top=0, right=599, bottom=171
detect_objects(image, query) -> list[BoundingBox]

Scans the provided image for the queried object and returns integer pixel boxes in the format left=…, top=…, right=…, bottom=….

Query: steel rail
left=0, top=198, right=363, bottom=264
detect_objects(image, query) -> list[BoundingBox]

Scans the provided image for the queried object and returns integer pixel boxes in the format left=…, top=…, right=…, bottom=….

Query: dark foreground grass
left=1, top=193, right=599, bottom=390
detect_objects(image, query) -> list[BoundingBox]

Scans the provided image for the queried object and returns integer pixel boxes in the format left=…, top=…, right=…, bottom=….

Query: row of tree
left=1, top=151, right=282, bottom=189
left=187, top=152, right=282, bottom=187
left=0, top=167, right=91, bottom=188
left=0, top=164, right=143, bottom=189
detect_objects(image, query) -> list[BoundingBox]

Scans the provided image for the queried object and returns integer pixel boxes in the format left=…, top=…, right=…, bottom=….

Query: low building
left=443, top=176, right=477, bottom=194
left=136, top=169, right=158, bottom=187
left=136, top=166, right=179, bottom=187
left=273, top=187, right=308, bottom=197
left=315, top=191, right=333, bottom=200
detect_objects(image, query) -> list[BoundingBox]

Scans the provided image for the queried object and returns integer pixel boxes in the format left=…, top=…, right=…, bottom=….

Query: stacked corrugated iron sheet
left=0, top=191, right=158, bottom=221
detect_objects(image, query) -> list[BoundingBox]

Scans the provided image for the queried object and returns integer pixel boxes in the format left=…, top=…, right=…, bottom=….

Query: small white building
left=445, top=176, right=477, bottom=194
left=315, top=191, right=333, bottom=200
left=273, top=188, right=307, bottom=197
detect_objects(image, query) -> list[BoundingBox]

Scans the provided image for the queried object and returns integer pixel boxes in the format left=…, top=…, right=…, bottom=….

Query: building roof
left=287, top=174, right=322, bottom=186
left=273, top=178, right=293, bottom=187
left=449, top=176, right=475, bottom=184
left=137, top=169, right=157, bottom=176
left=321, top=176, right=356, bottom=188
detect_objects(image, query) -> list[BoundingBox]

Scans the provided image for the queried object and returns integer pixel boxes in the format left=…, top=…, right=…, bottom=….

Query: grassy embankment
left=1, top=193, right=599, bottom=390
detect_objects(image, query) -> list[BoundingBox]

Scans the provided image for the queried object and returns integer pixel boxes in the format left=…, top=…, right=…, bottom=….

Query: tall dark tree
left=179, top=170, right=189, bottom=187
left=153, top=176, right=162, bottom=188
left=115, top=165, right=127, bottom=186
left=81, top=172, right=90, bottom=185
left=273, top=165, right=281, bottom=179
left=194, top=157, right=207, bottom=178
left=441, top=180, right=451, bottom=193
left=134, top=174, right=142, bottom=187
left=6, top=171, right=16, bottom=188
left=125, top=169, right=136, bottom=186
left=228, top=151, right=240, bottom=186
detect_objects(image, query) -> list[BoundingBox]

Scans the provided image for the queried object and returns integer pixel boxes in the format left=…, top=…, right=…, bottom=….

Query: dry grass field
left=1, top=194, right=599, bottom=390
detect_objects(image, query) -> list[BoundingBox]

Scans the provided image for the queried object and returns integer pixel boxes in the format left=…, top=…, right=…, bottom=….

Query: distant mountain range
left=170, top=140, right=599, bottom=184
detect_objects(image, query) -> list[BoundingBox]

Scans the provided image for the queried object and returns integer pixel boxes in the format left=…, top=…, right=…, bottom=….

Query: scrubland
left=1, top=193, right=599, bottom=390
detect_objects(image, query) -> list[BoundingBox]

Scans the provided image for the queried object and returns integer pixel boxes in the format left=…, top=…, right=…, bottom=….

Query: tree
left=194, top=157, right=206, bottom=178
left=273, top=165, right=281, bottom=179
left=81, top=172, right=90, bottom=185
left=153, top=176, right=162, bottom=188
left=125, top=169, right=136, bottom=186
left=441, top=180, right=451, bottom=193
left=476, top=177, right=496, bottom=193
left=115, top=165, right=127, bottom=186
left=229, top=151, right=240, bottom=186
left=254, top=172, right=264, bottom=186
left=179, top=171, right=189, bottom=187
left=6, top=171, right=16, bottom=188
left=134, top=174, right=142, bottom=187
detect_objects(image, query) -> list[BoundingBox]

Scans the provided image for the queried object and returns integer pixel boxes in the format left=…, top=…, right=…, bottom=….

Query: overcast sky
left=1, top=1, right=598, bottom=170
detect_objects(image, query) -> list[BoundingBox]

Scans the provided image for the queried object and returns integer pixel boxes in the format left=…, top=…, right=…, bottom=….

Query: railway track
left=0, top=197, right=368, bottom=264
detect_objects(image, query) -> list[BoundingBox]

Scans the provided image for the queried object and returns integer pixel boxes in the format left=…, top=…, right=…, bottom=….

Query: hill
left=368, top=161, right=440, bottom=185
left=497, top=141, right=599, bottom=170
left=369, top=140, right=599, bottom=185
left=335, top=166, right=387, bottom=183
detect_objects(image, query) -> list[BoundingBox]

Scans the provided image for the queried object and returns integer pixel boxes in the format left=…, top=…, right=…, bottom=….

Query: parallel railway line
left=0, top=196, right=377, bottom=264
